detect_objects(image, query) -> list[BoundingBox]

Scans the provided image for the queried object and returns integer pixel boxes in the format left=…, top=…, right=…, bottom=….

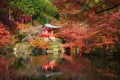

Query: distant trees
left=10, top=0, right=57, bottom=24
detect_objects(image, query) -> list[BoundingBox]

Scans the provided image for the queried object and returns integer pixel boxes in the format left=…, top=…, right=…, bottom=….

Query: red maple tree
left=0, top=22, right=12, bottom=47
left=52, top=0, right=120, bottom=56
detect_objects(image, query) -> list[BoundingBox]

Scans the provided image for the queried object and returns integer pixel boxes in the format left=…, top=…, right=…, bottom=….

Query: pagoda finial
left=46, top=17, right=49, bottom=24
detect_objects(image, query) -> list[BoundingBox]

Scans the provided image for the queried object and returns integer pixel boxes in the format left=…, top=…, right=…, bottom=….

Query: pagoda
left=39, top=23, right=61, bottom=39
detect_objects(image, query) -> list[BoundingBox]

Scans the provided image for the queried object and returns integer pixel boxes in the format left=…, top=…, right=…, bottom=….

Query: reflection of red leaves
left=61, top=53, right=73, bottom=63
left=42, top=60, right=57, bottom=71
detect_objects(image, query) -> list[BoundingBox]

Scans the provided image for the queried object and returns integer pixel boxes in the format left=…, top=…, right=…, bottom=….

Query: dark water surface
left=0, top=54, right=120, bottom=80
left=85, top=55, right=120, bottom=80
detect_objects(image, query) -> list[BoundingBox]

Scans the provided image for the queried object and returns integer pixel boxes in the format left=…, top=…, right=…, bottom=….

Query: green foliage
left=10, top=0, right=57, bottom=24
left=94, top=0, right=100, bottom=3
left=56, top=38, right=62, bottom=43
left=10, top=0, right=35, bottom=15
left=0, top=44, right=14, bottom=56
left=32, top=47, right=43, bottom=56
left=16, top=33, right=25, bottom=42
left=47, top=38, right=63, bottom=61
left=13, top=42, right=33, bottom=59
left=13, top=57, right=25, bottom=69
left=32, top=0, right=57, bottom=24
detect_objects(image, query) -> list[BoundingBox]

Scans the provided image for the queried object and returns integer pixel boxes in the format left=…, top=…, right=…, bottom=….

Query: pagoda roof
left=44, top=23, right=61, bottom=28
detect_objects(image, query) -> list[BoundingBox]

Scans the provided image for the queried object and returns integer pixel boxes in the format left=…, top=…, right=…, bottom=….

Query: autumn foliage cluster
left=52, top=0, right=120, bottom=55
left=29, top=37, right=50, bottom=49
left=0, top=22, right=11, bottom=47
left=56, top=11, right=120, bottom=54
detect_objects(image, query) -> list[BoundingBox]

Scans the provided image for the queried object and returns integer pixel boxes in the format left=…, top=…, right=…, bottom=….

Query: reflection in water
left=58, top=55, right=120, bottom=80
left=85, top=55, right=120, bottom=80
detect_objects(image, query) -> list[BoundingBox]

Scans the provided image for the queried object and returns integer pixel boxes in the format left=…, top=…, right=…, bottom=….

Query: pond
left=85, top=55, right=120, bottom=80
left=0, top=54, right=120, bottom=80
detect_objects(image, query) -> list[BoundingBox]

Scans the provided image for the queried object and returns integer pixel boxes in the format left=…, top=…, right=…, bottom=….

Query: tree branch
left=95, top=3, right=120, bottom=13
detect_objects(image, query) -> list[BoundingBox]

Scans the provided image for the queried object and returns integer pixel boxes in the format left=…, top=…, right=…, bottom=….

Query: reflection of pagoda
left=40, top=23, right=61, bottom=39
